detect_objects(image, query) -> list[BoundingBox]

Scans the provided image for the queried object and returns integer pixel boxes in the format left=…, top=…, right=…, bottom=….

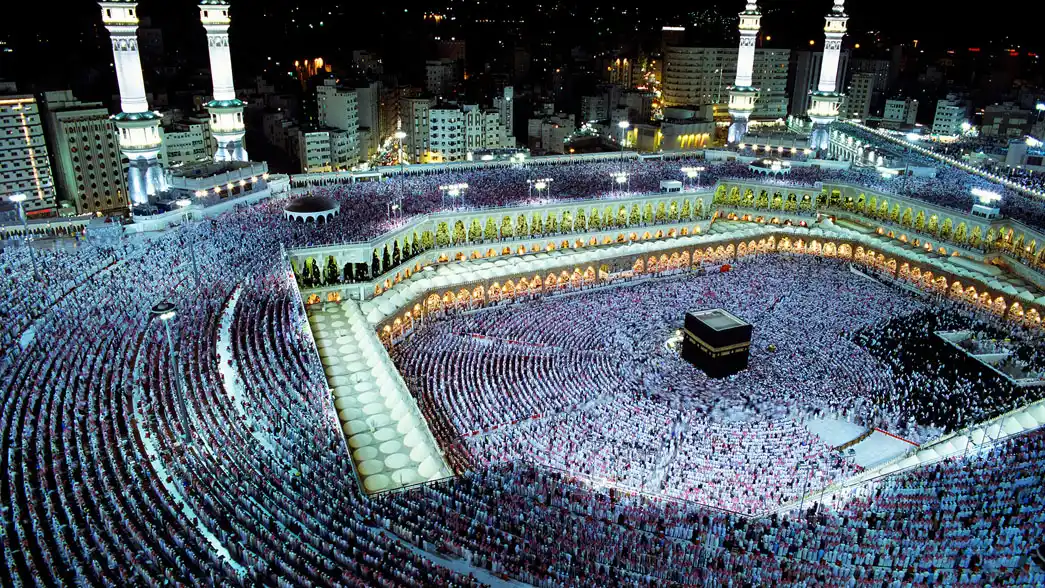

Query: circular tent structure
left=284, top=194, right=340, bottom=224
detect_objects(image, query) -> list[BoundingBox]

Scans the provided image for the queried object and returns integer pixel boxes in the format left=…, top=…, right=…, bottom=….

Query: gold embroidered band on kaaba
left=684, top=329, right=751, bottom=357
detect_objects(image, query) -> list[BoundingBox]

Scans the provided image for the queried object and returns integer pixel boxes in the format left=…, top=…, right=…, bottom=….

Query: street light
left=8, top=193, right=41, bottom=284
left=150, top=302, right=193, bottom=443
left=617, top=120, right=630, bottom=172
left=681, top=166, right=706, bottom=190
left=183, top=222, right=201, bottom=292
left=439, top=183, right=468, bottom=208
left=527, top=177, right=553, bottom=198
left=610, top=171, right=630, bottom=193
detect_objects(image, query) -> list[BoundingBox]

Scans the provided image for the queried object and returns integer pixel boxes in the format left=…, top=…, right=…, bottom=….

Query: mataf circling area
left=392, top=257, right=921, bottom=514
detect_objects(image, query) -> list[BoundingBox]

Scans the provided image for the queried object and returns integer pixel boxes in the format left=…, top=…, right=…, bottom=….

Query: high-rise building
left=99, top=0, right=165, bottom=205
left=40, top=90, right=127, bottom=214
left=425, top=59, right=459, bottom=97
left=0, top=93, right=57, bottom=215
left=160, top=118, right=212, bottom=166
left=297, top=128, right=355, bottom=173
left=400, top=97, right=434, bottom=162
left=661, top=26, right=686, bottom=54
left=841, top=72, right=875, bottom=120
left=883, top=98, right=919, bottom=126
left=788, top=51, right=850, bottom=117
left=492, top=87, right=514, bottom=145
left=932, top=94, right=970, bottom=136
left=981, top=103, right=1034, bottom=139
left=848, top=58, right=892, bottom=113
left=663, top=47, right=791, bottom=119
left=428, top=104, right=510, bottom=163
left=355, top=80, right=382, bottom=159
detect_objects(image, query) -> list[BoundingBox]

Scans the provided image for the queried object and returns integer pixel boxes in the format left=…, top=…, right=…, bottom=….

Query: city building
left=848, top=58, right=892, bottom=113
left=883, top=98, right=919, bottom=126
left=620, top=90, right=655, bottom=123
left=492, top=87, right=514, bottom=144
left=662, top=46, right=791, bottom=120
left=425, top=58, right=459, bottom=97
left=932, top=94, right=971, bottom=136
left=581, top=85, right=653, bottom=124
left=0, top=92, right=57, bottom=215
left=841, top=72, right=875, bottom=120
left=527, top=112, right=574, bottom=154
left=428, top=104, right=511, bottom=163
left=262, top=109, right=298, bottom=156
left=400, top=96, right=434, bottom=162
left=315, top=79, right=361, bottom=165
left=982, top=103, right=1034, bottom=139
left=355, top=80, right=382, bottom=160
left=40, top=90, right=127, bottom=214
left=298, top=127, right=355, bottom=173
left=160, top=116, right=211, bottom=166
left=654, top=106, right=716, bottom=152
left=581, top=95, right=608, bottom=123
left=788, top=50, right=850, bottom=117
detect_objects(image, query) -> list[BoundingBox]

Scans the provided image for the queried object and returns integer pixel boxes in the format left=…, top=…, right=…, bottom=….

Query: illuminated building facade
left=0, top=94, right=57, bottom=214
left=40, top=90, right=127, bottom=214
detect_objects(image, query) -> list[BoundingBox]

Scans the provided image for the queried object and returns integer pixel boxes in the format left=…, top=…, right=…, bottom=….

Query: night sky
left=0, top=0, right=1038, bottom=99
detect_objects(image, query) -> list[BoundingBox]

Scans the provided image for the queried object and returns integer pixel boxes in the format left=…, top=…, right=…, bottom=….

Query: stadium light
left=617, top=121, right=630, bottom=172
left=681, top=166, right=706, bottom=189
left=440, top=183, right=469, bottom=207
left=527, top=177, right=553, bottom=198
left=7, top=192, right=41, bottom=283
left=971, top=188, right=1001, bottom=204
left=150, top=302, right=192, bottom=442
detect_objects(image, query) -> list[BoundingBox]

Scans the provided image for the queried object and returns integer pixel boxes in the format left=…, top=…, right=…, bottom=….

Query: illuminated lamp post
left=618, top=120, right=630, bottom=172
left=681, top=166, right=706, bottom=190
left=439, top=183, right=468, bottom=208
left=151, top=302, right=193, bottom=443
left=527, top=178, right=553, bottom=198
left=8, top=193, right=41, bottom=284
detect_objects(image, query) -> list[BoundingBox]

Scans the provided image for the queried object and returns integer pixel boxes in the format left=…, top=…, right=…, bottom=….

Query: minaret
left=100, top=1, right=165, bottom=206
left=808, top=0, right=849, bottom=150
left=200, top=0, right=248, bottom=162
left=728, top=1, right=761, bottom=143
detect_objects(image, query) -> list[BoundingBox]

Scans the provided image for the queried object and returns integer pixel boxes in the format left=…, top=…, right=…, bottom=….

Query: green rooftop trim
left=112, top=111, right=162, bottom=122
left=206, top=99, right=246, bottom=109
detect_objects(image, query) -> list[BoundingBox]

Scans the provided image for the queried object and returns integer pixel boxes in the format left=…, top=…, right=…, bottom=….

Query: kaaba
left=681, top=309, right=752, bottom=378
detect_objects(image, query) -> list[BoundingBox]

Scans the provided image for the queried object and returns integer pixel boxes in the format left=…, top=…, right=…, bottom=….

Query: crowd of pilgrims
left=394, top=256, right=1042, bottom=516
left=278, top=140, right=1045, bottom=251
left=0, top=152, right=1042, bottom=585
left=836, top=124, right=1045, bottom=226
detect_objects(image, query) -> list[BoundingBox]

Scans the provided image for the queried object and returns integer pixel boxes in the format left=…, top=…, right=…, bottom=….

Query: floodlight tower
left=100, top=1, right=165, bottom=205
left=808, top=0, right=849, bottom=151
left=728, top=1, right=762, bottom=144
left=200, top=0, right=248, bottom=162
